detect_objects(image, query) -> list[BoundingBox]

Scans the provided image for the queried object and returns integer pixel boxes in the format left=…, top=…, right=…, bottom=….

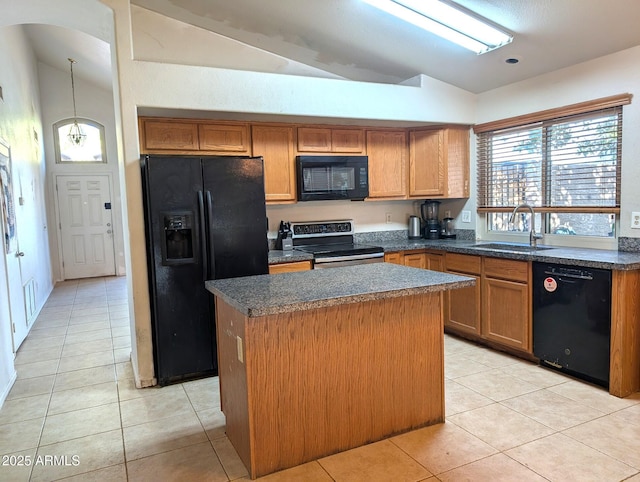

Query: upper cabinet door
left=252, top=125, right=296, bottom=203
left=366, top=130, right=407, bottom=199
left=297, top=127, right=365, bottom=153
left=331, top=129, right=365, bottom=153
left=297, top=128, right=332, bottom=152
left=444, top=127, right=471, bottom=198
left=409, top=129, right=445, bottom=197
left=140, top=118, right=251, bottom=155
left=199, top=123, right=250, bottom=154
left=409, top=127, right=470, bottom=199
left=141, top=120, right=200, bottom=152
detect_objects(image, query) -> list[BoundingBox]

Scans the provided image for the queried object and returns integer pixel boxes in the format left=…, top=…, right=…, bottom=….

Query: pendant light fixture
left=67, top=58, right=86, bottom=146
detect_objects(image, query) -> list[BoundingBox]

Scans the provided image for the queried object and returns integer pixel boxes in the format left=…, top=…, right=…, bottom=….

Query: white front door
left=56, top=175, right=116, bottom=279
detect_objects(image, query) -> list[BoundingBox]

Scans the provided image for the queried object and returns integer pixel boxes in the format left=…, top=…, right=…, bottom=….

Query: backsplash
left=354, top=230, right=408, bottom=244
left=618, top=237, right=640, bottom=252
left=268, top=229, right=477, bottom=250
left=356, top=229, right=476, bottom=243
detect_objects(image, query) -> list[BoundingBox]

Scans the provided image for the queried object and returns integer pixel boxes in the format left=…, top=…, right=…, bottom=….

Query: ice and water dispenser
left=161, top=212, right=195, bottom=264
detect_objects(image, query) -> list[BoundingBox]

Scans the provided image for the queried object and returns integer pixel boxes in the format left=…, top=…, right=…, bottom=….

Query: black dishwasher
left=532, top=263, right=612, bottom=387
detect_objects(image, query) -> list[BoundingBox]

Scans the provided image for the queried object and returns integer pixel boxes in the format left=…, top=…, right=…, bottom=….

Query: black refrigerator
left=141, top=154, right=269, bottom=386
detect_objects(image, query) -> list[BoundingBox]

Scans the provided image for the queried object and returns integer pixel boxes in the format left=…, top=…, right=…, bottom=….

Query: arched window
left=53, top=118, right=107, bottom=163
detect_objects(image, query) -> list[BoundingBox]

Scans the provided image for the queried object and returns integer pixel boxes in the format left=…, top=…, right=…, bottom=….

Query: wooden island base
left=215, top=292, right=445, bottom=479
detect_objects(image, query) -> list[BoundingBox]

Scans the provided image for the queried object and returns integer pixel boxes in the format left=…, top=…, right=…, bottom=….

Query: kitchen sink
left=472, top=243, right=555, bottom=252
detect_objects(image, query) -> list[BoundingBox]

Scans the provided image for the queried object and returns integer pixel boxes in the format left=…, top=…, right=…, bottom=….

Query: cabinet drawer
left=445, top=253, right=481, bottom=275
left=269, top=261, right=312, bottom=274
left=384, top=252, right=403, bottom=265
left=483, top=257, right=529, bottom=282
left=404, top=253, right=426, bottom=269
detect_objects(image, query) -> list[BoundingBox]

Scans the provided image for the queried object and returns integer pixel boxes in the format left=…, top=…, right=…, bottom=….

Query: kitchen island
left=206, top=263, right=474, bottom=479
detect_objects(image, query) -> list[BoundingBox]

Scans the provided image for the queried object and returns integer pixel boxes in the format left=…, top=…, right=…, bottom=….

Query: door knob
left=16, top=251, right=24, bottom=257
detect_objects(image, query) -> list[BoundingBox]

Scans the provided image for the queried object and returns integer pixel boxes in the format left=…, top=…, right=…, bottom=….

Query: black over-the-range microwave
left=296, top=155, right=369, bottom=201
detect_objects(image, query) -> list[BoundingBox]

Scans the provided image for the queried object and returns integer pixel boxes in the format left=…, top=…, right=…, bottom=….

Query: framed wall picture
left=0, top=138, right=16, bottom=254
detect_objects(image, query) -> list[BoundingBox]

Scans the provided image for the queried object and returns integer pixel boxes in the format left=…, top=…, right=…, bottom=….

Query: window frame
left=53, top=117, right=107, bottom=164
left=474, top=94, right=631, bottom=247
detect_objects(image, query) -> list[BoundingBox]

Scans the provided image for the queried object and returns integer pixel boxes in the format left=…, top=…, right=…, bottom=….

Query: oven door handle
left=313, top=252, right=384, bottom=264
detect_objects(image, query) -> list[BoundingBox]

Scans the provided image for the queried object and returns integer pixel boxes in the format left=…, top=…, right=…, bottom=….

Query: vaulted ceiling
left=20, top=0, right=640, bottom=94
left=130, top=0, right=640, bottom=93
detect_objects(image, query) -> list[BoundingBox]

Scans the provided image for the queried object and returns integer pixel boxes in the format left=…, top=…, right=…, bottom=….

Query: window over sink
left=475, top=94, right=630, bottom=241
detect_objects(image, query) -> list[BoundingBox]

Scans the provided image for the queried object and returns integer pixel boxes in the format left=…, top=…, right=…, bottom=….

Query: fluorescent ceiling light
left=363, top=0, right=513, bottom=54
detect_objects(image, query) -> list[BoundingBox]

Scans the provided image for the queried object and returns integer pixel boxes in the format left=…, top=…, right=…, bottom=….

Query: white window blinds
left=477, top=106, right=623, bottom=213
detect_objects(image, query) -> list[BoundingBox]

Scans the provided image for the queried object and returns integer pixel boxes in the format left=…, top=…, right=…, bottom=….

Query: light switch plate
left=461, top=210, right=471, bottom=223
left=236, top=336, right=244, bottom=363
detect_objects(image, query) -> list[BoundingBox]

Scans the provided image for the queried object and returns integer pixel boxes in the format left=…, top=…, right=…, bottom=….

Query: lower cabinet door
left=445, top=271, right=481, bottom=336
left=482, top=277, right=531, bottom=351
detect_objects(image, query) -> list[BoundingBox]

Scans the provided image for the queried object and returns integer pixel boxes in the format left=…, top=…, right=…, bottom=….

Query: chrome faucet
left=510, top=203, right=543, bottom=247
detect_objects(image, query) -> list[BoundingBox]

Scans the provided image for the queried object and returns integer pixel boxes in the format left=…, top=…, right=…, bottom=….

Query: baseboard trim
left=0, top=370, right=17, bottom=409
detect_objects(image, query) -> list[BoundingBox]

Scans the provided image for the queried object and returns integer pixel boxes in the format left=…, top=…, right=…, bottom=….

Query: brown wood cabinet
left=384, top=252, right=403, bottom=265
left=138, top=116, right=471, bottom=203
left=140, top=119, right=200, bottom=152
left=139, top=118, right=251, bottom=155
left=409, top=127, right=470, bottom=199
left=297, top=127, right=364, bottom=153
left=425, top=251, right=444, bottom=271
left=404, top=252, right=426, bottom=269
left=610, top=269, right=640, bottom=397
left=366, top=130, right=407, bottom=199
left=443, top=253, right=531, bottom=354
left=251, top=125, right=296, bottom=203
left=199, top=123, right=250, bottom=154
left=445, top=253, right=482, bottom=336
left=385, top=250, right=444, bottom=271
left=268, top=260, right=312, bottom=274
left=481, top=257, right=531, bottom=352
left=214, top=289, right=444, bottom=478
left=384, top=248, right=640, bottom=398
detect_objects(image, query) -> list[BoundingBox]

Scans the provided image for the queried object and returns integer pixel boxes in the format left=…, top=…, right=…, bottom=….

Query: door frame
left=53, top=172, right=117, bottom=280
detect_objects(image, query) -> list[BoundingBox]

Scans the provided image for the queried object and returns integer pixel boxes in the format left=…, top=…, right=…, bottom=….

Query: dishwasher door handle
left=544, top=270, right=593, bottom=281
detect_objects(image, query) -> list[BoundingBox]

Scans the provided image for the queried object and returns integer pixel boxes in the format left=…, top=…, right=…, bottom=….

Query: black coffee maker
left=420, top=200, right=440, bottom=239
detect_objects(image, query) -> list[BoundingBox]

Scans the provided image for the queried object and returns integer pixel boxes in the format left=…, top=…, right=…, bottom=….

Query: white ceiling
left=23, top=24, right=112, bottom=91
left=21, top=0, right=640, bottom=94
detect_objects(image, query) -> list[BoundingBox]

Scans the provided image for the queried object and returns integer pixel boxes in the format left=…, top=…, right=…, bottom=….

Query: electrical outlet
left=444, top=210, right=451, bottom=218
left=236, top=336, right=244, bottom=363
left=385, top=212, right=392, bottom=224
left=631, top=212, right=640, bottom=229
left=461, top=210, right=471, bottom=223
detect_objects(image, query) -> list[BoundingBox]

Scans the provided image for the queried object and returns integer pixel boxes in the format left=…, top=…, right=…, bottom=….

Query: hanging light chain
left=67, top=58, right=86, bottom=146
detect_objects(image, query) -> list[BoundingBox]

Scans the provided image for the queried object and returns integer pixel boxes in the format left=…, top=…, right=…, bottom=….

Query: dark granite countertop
left=267, top=236, right=640, bottom=270
left=268, top=250, right=314, bottom=264
left=373, top=239, right=640, bottom=270
left=206, top=263, right=475, bottom=317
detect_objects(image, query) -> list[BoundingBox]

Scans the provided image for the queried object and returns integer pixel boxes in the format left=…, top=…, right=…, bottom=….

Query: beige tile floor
left=1, top=276, right=640, bottom=481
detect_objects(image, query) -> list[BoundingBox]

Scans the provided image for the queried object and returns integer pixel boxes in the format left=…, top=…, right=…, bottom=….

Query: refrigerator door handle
left=198, top=191, right=208, bottom=281
left=205, top=191, right=215, bottom=278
